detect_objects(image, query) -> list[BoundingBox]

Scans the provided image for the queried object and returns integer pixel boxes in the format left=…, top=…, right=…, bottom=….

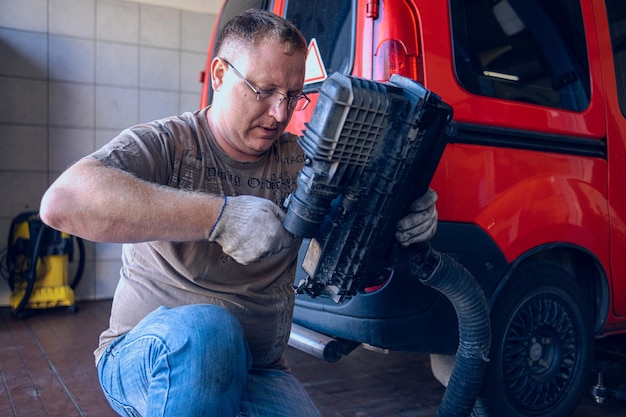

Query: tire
left=482, top=260, right=594, bottom=417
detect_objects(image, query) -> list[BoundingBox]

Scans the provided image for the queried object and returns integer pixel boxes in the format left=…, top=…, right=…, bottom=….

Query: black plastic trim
left=292, top=222, right=509, bottom=353
left=450, top=122, right=607, bottom=159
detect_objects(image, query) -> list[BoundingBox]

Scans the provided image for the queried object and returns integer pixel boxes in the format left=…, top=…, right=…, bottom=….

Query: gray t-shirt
left=91, top=107, right=305, bottom=369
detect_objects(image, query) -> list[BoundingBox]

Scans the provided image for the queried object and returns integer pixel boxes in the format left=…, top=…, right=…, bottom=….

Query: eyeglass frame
left=220, top=57, right=310, bottom=112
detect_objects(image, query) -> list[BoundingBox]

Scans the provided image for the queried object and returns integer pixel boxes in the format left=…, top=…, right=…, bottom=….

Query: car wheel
left=482, top=260, right=593, bottom=417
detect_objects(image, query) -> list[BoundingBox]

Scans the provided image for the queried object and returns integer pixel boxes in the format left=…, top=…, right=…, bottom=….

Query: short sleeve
left=87, top=123, right=177, bottom=185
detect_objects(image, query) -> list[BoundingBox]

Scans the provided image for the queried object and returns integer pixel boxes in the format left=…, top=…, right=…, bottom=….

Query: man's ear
left=210, top=57, right=227, bottom=92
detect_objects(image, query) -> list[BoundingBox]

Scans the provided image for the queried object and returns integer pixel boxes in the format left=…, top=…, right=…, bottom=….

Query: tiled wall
left=0, top=0, right=216, bottom=304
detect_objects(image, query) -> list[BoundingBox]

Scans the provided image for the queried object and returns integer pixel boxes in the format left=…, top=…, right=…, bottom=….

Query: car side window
left=284, top=0, right=356, bottom=79
left=606, top=0, right=626, bottom=118
left=450, top=0, right=590, bottom=111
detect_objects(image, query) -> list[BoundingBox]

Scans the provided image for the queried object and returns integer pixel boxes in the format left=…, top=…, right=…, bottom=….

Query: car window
left=450, top=0, right=590, bottom=111
left=284, top=0, right=356, bottom=82
left=606, top=0, right=626, bottom=118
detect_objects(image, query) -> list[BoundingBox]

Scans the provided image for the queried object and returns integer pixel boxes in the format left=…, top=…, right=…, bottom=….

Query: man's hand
left=208, top=195, right=295, bottom=265
left=395, top=188, right=438, bottom=246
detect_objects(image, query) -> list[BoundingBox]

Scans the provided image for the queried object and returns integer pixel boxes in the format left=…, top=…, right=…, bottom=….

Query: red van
left=200, top=1, right=626, bottom=416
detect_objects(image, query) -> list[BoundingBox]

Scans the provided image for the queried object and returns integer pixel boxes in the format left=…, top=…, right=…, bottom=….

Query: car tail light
left=373, top=39, right=422, bottom=82
left=370, top=0, right=424, bottom=84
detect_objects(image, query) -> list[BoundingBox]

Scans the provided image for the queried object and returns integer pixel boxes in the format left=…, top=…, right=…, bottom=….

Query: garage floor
left=286, top=334, right=626, bottom=417
left=1, top=299, right=624, bottom=416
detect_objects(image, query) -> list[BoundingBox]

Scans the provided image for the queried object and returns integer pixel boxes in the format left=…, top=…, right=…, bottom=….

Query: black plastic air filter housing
left=283, top=73, right=453, bottom=302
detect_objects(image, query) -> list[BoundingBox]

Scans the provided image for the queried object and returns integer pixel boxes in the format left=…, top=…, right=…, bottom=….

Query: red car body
left=201, top=1, right=626, bottom=415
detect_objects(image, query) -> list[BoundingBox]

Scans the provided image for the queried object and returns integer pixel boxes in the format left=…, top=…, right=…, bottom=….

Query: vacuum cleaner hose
left=13, top=220, right=48, bottom=315
left=405, top=243, right=491, bottom=417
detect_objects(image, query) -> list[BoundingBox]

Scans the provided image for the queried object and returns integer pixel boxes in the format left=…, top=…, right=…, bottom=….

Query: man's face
left=209, top=41, right=306, bottom=161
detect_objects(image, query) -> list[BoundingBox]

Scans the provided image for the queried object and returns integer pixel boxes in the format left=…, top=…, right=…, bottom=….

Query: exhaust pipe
left=289, top=323, right=348, bottom=363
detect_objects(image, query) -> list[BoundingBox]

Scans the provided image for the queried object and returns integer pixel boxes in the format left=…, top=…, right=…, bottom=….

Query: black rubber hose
left=404, top=243, right=491, bottom=417
left=13, top=220, right=47, bottom=316
left=69, top=236, right=85, bottom=290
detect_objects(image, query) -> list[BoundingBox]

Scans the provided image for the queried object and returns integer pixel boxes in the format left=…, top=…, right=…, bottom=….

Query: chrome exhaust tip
left=288, top=323, right=347, bottom=363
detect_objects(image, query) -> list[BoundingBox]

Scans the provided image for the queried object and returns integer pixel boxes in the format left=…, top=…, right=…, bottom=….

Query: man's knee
left=145, top=304, right=249, bottom=359
left=99, top=304, right=251, bottom=415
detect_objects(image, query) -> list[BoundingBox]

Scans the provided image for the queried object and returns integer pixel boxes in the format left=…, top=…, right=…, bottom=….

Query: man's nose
left=268, top=98, right=290, bottom=122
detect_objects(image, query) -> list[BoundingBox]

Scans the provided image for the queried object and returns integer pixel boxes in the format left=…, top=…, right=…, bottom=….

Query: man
left=40, top=9, right=438, bottom=417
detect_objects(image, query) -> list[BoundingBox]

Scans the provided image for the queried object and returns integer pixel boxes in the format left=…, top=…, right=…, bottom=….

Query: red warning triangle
left=304, top=38, right=328, bottom=85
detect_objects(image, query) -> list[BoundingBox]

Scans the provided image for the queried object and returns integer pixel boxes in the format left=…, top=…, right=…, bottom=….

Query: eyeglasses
left=221, top=58, right=310, bottom=112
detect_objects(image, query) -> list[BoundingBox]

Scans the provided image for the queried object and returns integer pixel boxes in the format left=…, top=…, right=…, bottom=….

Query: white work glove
left=208, top=195, right=295, bottom=265
left=395, top=188, right=438, bottom=246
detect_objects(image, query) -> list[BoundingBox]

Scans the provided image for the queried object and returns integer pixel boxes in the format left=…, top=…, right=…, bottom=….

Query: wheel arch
left=491, top=243, right=610, bottom=335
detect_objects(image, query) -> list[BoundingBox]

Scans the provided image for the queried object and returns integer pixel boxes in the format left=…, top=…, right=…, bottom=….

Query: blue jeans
left=97, top=304, right=322, bottom=417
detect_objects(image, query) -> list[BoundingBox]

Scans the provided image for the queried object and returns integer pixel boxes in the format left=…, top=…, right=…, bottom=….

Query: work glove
left=395, top=188, right=438, bottom=246
left=208, top=195, right=295, bottom=265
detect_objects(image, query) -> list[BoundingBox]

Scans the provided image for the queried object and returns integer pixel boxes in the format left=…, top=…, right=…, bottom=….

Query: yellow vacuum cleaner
left=1, top=211, right=84, bottom=317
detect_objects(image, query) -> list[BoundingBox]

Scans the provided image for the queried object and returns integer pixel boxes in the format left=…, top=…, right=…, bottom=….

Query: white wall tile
left=96, top=41, right=139, bottom=86
left=49, top=0, right=96, bottom=38
left=78, top=236, right=97, bottom=260
left=181, top=10, right=214, bottom=53
left=0, top=78, right=47, bottom=124
left=96, top=0, right=139, bottom=43
left=180, top=91, right=201, bottom=113
left=95, top=128, right=122, bottom=149
left=140, top=4, right=180, bottom=49
left=0, top=172, right=48, bottom=216
left=49, top=82, right=95, bottom=127
left=139, top=46, right=180, bottom=90
left=0, top=0, right=48, bottom=32
left=95, top=85, right=139, bottom=129
left=48, top=127, right=95, bottom=171
left=49, top=36, right=95, bottom=83
left=0, top=125, right=47, bottom=171
left=45, top=170, right=62, bottom=187
left=0, top=0, right=215, bottom=303
left=139, top=89, right=179, bottom=122
left=95, top=242, right=123, bottom=260
left=73, top=261, right=96, bottom=300
left=0, top=28, right=48, bottom=78
left=68, top=236, right=93, bottom=296
left=180, top=50, right=205, bottom=93
left=95, top=259, right=122, bottom=298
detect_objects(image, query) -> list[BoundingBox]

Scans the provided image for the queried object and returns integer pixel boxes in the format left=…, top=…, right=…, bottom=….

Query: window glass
left=450, top=0, right=590, bottom=111
left=285, top=0, right=356, bottom=81
left=606, top=0, right=626, bottom=118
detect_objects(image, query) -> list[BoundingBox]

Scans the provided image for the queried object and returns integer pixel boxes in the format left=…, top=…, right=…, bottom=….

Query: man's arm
left=40, top=158, right=222, bottom=243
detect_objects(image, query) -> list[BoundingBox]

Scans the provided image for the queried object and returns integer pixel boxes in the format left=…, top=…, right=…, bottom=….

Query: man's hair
left=215, top=9, right=307, bottom=58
